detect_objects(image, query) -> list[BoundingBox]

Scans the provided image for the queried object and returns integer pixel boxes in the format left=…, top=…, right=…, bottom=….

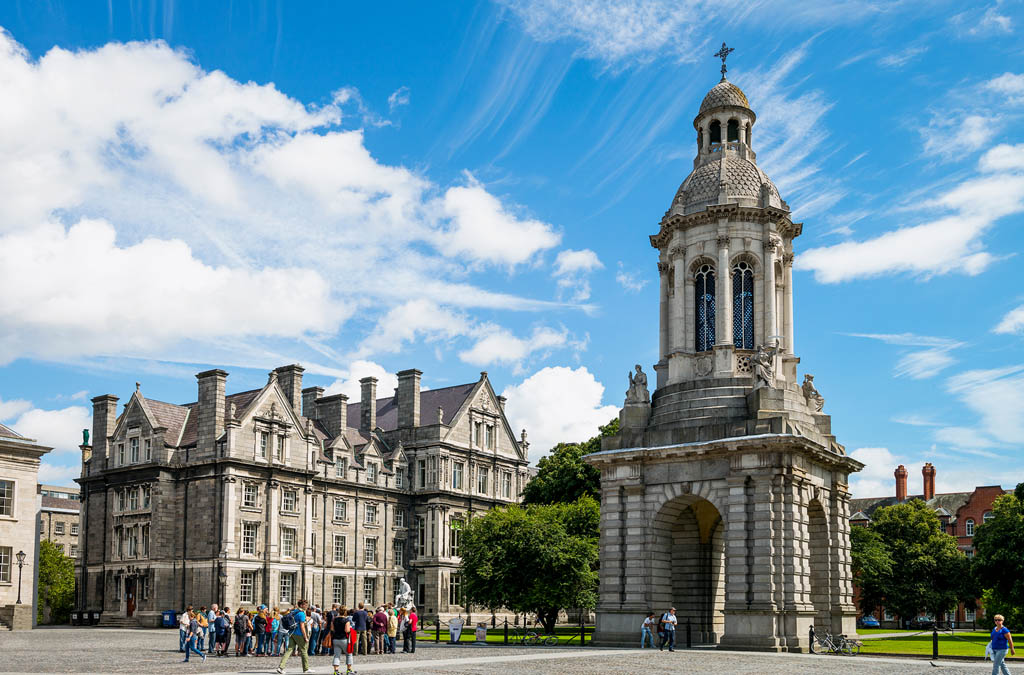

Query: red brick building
left=849, top=463, right=1006, bottom=627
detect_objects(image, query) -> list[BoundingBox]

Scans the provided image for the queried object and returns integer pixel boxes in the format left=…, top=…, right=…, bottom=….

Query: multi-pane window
left=984, top=512, right=994, bottom=523
left=70, top=545, right=79, bottom=558
left=449, top=573, right=462, bottom=606
left=55, top=522, right=65, bottom=535
left=0, top=480, right=11, bottom=516
left=0, top=547, right=11, bottom=583
left=128, top=487, right=139, bottom=510
left=332, top=576, right=346, bottom=605
left=281, top=528, right=296, bottom=557
left=417, top=517, right=426, bottom=557
left=280, top=573, right=294, bottom=605
left=281, top=489, right=297, bottom=512
left=449, top=519, right=463, bottom=557
left=118, top=443, right=125, bottom=465
left=129, top=437, right=140, bottom=463
left=243, top=484, right=258, bottom=508
left=365, top=503, right=378, bottom=525
left=117, top=489, right=126, bottom=512
left=452, top=462, right=464, bottom=490
left=477, top=467, right=488, bottom=494
left=334, top=499, right=347, bottom=521
left=114, top=527, right=123, bottom=558
left=965, top=519, right=975, bottom=537
left=395, top=510, right=405, bottom=528
left=126, top=526, right=138, bottom=557
left=335, top=458, right=347, bottom=478
left=71, top=523, right=79, bottom=536
left=694, top=263, right=716, bottom=352
left=393, top=540, right=404, bottom=567
left=965, top=608, right=976, bottom=622
left=141, top=486, right=151, bottom=508
left=395, top=469, right=404, bottom=489
left=367, top=463, right=378, bottom=484
left=732, top=261, right=755, bottom=350
left=486, top=425, right=494, bottom=449
left=276, top=436, right=285, bottom=460
left=427, top=456, right=438, bottom=486
left=502, top=472, right=512, bottom=499
left=363, top=577, right=375, bottom=605
left=364, top=537, right=378, bottom=565
left=474, top=422, right=482, bottom=447
left=242, top=522, right=258, bottom=555
left=144, top=438, right=152, bottom=461
left=259, top=432, right=268, bottom=458
left=142, top=524, right=149, bottom=557
left=418, top=460, right=427, bottom=488
left=240, top=571, right=255, bottom=604
left=333, top=535, right=346, bottom=563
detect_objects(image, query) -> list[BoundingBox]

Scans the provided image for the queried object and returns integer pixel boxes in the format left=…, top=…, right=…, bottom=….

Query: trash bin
left=90, top=611, right=101, bottom=625
left=162, top=610, right=177, bottom=628
left=71, top=611, right=79, bottom=626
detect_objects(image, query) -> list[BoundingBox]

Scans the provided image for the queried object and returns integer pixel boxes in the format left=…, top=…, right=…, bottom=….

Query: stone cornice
left=650, top=205, right=801, bottom=249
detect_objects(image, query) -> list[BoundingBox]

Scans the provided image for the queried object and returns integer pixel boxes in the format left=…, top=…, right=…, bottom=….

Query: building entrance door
left=126, top=578, right=136, bottom=617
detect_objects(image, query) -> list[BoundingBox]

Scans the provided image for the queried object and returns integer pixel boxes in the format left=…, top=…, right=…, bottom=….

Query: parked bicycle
left=510, top=626, right=558, bottom=646
left=810, top=629, right=860, bottom=655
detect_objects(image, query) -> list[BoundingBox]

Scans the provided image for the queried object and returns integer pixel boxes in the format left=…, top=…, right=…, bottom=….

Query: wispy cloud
left=844, top=332, right=965, bottom=379
left=878, top=45, right=928, bottom=68
left=615, top=261, right=648, bottom=292
left=994, top=303, right=1024, bottom=334
left=387, top=86, right=410, bottom=112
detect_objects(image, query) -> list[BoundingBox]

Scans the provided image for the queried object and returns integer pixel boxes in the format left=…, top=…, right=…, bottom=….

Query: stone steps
left=97, top=615, right=142, bottom=628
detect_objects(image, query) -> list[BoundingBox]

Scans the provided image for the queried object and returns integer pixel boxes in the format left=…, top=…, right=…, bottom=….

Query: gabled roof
left=346, top=382, right=477, bottom=431
left=849, top=492, right=973, bottom=521
left=178, top=389, right=261, bottom=447
left=144, top=398, right=190, bottom=442
left=0, top=422, right=24, bottom=439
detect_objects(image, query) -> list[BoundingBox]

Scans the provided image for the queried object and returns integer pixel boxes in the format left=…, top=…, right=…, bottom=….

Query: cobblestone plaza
left=0, top=627, right=1001, bottom=674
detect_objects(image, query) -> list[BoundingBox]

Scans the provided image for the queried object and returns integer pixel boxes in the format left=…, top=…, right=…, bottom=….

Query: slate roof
left=178, top=389, right=261, bottom=447
left=0, top=422, right=24, bottom=438
left=672, top=156, right=784, bottom=212
left=142, top=397, right=191, bottom=443
left=849, top=492, right=972, bottom=522
left=41, top=495, right=79, bottom=510
left=347, top=382, right=477, bottom=431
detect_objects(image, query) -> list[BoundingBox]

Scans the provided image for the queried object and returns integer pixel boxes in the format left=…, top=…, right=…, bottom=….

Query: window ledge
left=279, top=510, right=300, bottom=517
left=240, top=506, right=262, bottom=513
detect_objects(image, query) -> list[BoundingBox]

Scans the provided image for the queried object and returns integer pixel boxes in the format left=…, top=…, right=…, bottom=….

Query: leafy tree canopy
left=37, top=539, right=75, bottom=624
left=458, top=497, right=599, bottom=633
left=852, top=499, right=973, bottom=620
left=521, top=418, right=618, bottom=505
left=973, top=484, right=1024, bottom=626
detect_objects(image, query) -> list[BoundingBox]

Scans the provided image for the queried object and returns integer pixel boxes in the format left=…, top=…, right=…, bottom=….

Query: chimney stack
left=90, top=394, right=119, bottom=471
left=274, top=364, right=305, bottom=417
left=895, top=464, right=908, bottom=501
left=397, top=369, right=422, bottom=428
left=196, top=369, right=228, bottom=455
left=315, top=393, right=348, bottom=438
left=922, top=463, right=936, bottom=500
left=360, top=377, right=378, bottom=431
left=302, top=386, right=324, bottom=418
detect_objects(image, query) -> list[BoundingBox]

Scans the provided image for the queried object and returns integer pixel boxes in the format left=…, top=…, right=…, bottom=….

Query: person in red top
left=404, top=607, right=418, bottom=654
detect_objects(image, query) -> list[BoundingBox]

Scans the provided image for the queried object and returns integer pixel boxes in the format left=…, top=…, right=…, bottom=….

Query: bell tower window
left=732, top=261, right=754, bottom=349
left=709, top=120, right=721, bottom=144
left=727, top=119, right=739, bottom=142
left=694, top=264, right=716, bottom=352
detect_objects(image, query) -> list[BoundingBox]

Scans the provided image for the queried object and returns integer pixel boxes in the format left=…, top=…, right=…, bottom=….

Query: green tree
left=37, top=539, right=75, bottom=624
left=973, top=484, right=1024, bottom=626
left=854, top=500, right=971, bottom=621
left=521, top=418, right=618, bottom=505
left=458, top=497, right=599, bottom=633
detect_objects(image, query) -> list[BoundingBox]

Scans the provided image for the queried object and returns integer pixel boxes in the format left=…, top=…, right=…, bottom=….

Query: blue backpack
left=280, top=609, right=298, bottom=633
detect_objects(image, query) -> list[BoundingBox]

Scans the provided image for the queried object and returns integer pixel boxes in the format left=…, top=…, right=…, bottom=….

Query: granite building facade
left=39, top=484, right=81, bottom=560
left=77, top=365, right=530, bottom=626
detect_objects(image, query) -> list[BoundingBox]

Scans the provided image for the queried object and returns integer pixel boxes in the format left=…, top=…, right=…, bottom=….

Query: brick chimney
left=315, top=393, right=348, bottom=438
left=922, top=462, right=936, bottom=500
left=196, top=369, right=227, bottom=455
left=274, top=364, right=304, bottom=417
left=397, top=369, right=422, bottom=428
left=90, top=394, right=119, bottom=470
left=895, top=464, right=908, bottom=501
left=360, top=377, right=377, bottom=431
left=302, top=386, right=324, bottom=418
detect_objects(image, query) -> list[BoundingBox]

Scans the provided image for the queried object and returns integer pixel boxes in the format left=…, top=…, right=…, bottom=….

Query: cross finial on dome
left=714, top=42, right=734, bottom=80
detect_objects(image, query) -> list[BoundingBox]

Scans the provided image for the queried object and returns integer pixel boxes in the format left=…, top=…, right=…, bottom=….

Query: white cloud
left=923, top=114, right=995, bottom=158
left=0, top=397, right=32, bottom=421
left=934, top=425, right=998, bottom=449
left=459, top=325, right=568, bottom=370
left=500, top=365, right=619, bottom=463
left=994, top=304, right=1024, bottom=334
left=980, top=143, right=1024, bottom=172
left=891, top=414, right=941, bottom=427
left=945, top=365, right=1024, bottom=445
left=324, top=360, right=400, bottom=401
left=845, top=333, right=964, bottom=379
left=986, top=72, right=1024, bottom=103
left=8, top=405, right=92, bottom=455
left=387, top=86, right=410, bottom=111
left=70, top=390, right=89, bottom=401
left=878, top=46, right=928, bottom=68
left=615, top=261, right=648, bottom=292
left=37, top=462, right=80, bottom=486
left=952, top=7, right=1014, bottom=37
left=553, top=249, right=602, bottom=302
left=848, top=447, right=904, bottom=499
left=353, top=300, right=472, bottom=359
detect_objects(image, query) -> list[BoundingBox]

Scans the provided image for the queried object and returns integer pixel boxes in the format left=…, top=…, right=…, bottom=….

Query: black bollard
left=932, top=628, right=938, bottom=660
left=687, top=620, right=692, bottom=649
left=504, top=619, right=509, bottom=645
left=435, top=620, right=440, bottom=643
left=580, top=614, right=585, bottom=647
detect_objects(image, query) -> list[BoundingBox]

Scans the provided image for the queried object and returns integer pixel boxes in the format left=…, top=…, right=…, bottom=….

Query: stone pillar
left=783, top=253, right=795, bottom=353
left=359, top=377, right=377, bottom=431
left=716, top=234, right=732, bottom=346
left=828, top=483, right=858, bottom=637
left=671, top=246, right=687, bottom=352
left=267, top=481, right=280, bottom=557
left=658, top=262, right=669, bottom=361
left=222, top=474, right=238, bottom=555
left=763, top=239, right=778, bottom=345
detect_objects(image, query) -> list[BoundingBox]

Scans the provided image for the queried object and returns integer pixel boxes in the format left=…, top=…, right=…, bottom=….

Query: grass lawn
left=859, top=631, right=1022, bottom=659
left=420, top=623, right=595, bottom=645
left=857, top=628, right=917, bottom=635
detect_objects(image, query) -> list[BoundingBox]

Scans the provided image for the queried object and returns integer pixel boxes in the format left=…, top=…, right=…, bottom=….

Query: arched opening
left=694, top=264, right=716, bottom=351
left=732, top=261, right=754, bottom=349
left=709, top=120, right=721, bottom=144
left=651, top=496, right=726, bottom=644
left=727, top=119, right=739, bottom=142
left=807, top=500, right=832, bottom=631
left=697, top=128, right=704, bottom=151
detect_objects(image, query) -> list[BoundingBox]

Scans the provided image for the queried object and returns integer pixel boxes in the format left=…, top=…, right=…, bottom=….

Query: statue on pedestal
left=625, top=365, right=649, bottom=404
left=395, top=577, right=414, bottom=610
left=802, top=374, right=825, bottom=412
left=753, top=342, right=780, bottom=389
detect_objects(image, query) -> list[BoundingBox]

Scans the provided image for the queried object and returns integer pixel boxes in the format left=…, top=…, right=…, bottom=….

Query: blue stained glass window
left=732, top=262, right=754, bottom=349
left=694, top=265, right=716, bottom=352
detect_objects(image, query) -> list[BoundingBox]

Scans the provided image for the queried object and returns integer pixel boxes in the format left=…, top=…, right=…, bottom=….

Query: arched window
left=732, top=261, right=754, bottom=349
left=709, top=120, right=721, bottom=144
left=694, top=264, right=716, bottom=351
left=727, top=119, right=739, bottom=142
left=983, top=512, right=994, bottom=523
left=965, top=519, right=975, bottom=537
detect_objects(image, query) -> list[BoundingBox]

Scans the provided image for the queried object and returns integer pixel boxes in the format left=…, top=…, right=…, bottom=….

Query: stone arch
left=650, top=491, right=726, bottom=643
left=709, top=120, right=722, bottom=144
left=807, top=498, right=832, bottom=631
left=729, top=251, right=760, bottom=271
left=689, top=256, right=716, bottom=276
left=727, top=118, right=740, bottom=142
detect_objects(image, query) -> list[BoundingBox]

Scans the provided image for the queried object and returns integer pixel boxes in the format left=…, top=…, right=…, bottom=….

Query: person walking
left=330, top=604, right=355, bottom=675
left=406, top=606, right=418, bottom=654
left=659, top=607, right=677, bottom=652
left=179, top=605, right=192, bottom=652
left=991, top=614, right=1016, bottom=675
left=308, top=605, right=322, bottom=656
left=387, top=607, right=398, bottom=654
left=276, top=600, right=310, bottom=674
left=182, top=611, right=208, bottom=663
left=353, top=603, right=369, bottom=656
left=207, top=605, right=219, bottom=654
left=641, top=611, right=656, bottom=648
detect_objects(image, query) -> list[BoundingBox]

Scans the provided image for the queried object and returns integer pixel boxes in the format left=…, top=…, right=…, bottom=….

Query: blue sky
left=1, top=0, right=1023, bottom=498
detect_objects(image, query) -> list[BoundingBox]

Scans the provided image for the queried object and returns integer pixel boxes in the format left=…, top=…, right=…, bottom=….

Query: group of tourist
left=177, top=599, right=421, bottom=673
left=640, top=607, right=677, bottom=652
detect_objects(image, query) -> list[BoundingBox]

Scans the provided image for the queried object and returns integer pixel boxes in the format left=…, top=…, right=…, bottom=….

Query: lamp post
left=15, top=550, right=26, bottom=604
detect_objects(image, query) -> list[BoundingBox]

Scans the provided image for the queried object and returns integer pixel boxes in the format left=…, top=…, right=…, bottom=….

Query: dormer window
left=118, top=443, right=125, bottom=465
left=486, top=425, right=495, bottom=450
left=144, top=439, right=152, bottom=461
left=367, top=463, right=378, bottom=484
left=335, top=458, right=347, bottom=478
left=395, top=468, right=404, bottom=489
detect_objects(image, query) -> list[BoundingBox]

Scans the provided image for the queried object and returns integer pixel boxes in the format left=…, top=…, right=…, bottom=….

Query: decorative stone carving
left=716, top=235, right=730, bottom=249
left=695, top=354, right=714, bottom=377
left=782, top=252, right=795, bottom=266
left=735, top=355, right=752, bottom=374
left=802, top=374, right=825, bottom=412
left=752, top=342, right=780, bottom=389
left=229, top=402, right=237, bottom=420
left=625, top=365, right=650, bottom=404
left=438, top=406, right=444, bottom=424
left=657, top=262, right=669, bottom=273
left=762, top=238, right=780, bottom=255
left=670, top=245, right=687, bottom=258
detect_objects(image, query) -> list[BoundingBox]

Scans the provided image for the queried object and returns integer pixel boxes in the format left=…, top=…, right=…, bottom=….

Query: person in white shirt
left=641, top=612, right=657, bottom=648
left=179, top=605, right=193, bottom=652
left=659, top=607, right=677, bottom=652
left=207, top=604, right=219, bottom=654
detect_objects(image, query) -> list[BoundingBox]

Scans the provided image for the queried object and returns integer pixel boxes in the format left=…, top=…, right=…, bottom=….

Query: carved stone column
left=716, top=234, right=732, bottom=346
left=222, top=474, right=238, bottom=555
left=763, top=238, right=779, bottom=345
left=658, top=262, right=670, bottom=361
left=783, top=252, right=795, bottom=353
left=671, top=245, right=687, bottom=352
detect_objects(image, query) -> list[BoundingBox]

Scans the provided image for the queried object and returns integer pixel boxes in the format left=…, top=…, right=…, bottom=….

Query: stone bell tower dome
left=587, top=44, right=862, bottom=653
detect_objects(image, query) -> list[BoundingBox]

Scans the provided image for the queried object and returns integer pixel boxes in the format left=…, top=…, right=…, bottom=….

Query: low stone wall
left=0, top=604, right=35, bottom=630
